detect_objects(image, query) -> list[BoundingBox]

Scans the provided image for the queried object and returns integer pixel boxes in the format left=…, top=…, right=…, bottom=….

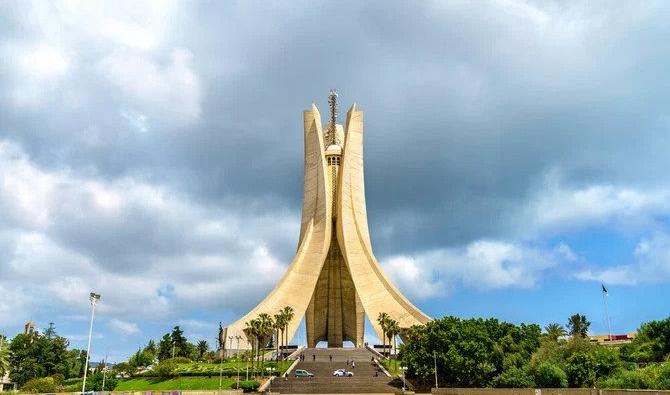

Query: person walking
left=329, top=354, right=332, bottom=363
left=313, top=354, right=315, bottom=361
left=352, top=361, right=355, bottom=369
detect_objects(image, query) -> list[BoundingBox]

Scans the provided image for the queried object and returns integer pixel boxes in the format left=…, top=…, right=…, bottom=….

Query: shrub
left=234, top=380, right=260, bottom=392
left=492, top=367, right=535, bottom=388
left=591, top=345, right=621, bottom=378
left=534, top=362, right=568, bottom=388
left=597, top=368, right=653, bottom=389
left=153, top=359, right=178, bottom=378
left=566, top=352, right=597, bottom=387
left=84, top=371, right=118, bottom=391
left=172, top=356, right=191, bottom=364
left=49, top=373, right=64, bottom=386
left=21, top=377, right=57, bottom=393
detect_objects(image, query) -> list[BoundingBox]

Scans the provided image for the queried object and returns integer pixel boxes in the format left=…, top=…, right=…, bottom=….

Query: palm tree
left=243, top=325, right=253, bottom=369
left=0, top=336, right=9, bottom=378
left=281, top=306, right=295, bottom=360
left=245, top=319, right=262, bottom=374
left=567, top=314, right=591, bottom=338
left=196, top=340, right=208, bottom=360
left=544, top=323, right=567, bottom=341
left=386, top=319, right=400, bottom=369
left=257, top=313, right=274, bottom=366
left=273, top=312, right=284, bottom=362
left=377, top=312, right=391, bottom=357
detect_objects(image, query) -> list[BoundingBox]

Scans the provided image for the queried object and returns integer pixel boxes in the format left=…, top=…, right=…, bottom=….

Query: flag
left=601, top=283, right=608, bottom=295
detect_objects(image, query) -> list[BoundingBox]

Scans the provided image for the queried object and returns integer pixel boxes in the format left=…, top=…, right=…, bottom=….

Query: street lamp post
left=228, top=335, right=234, bottom=359
left=219, top=344, right=224, bottom=390
left=401, top=366, right=407, bottom=392
left=82, top=292, right=101, bottom=394
left=235, top=335, right=242, bottom=389
left=101, top=356, right=108, bottom=392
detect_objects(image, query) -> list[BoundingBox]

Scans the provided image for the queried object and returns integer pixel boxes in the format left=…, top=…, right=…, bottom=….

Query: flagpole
left=602, top=285, right=613, bottom=342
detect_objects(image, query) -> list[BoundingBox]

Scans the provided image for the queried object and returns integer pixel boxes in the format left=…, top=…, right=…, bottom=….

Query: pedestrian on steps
left=313, top=354, right=315, bottom=361
left=329, top=354, right=332, bottom=363
left=352, top=361, right=355, bottom=369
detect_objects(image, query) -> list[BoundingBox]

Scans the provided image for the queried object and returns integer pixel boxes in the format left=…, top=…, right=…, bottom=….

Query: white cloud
left=382, top=239, right=561, bottom=299
left=0, top=139, right=294, bottom=331
left=100, top=48, right=201, bottom=123
left=576, top=232, right=670, bottom=285
left=0, top=0, right=194, bottom=118
left=109, top=318, right=141, bottom=336
left=21, top=45, right=69, bottom=78
left=522, top=169, right=670, bottom=235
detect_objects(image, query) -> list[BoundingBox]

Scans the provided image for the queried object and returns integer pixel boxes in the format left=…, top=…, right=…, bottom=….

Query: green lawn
left=175, top=360, right=292, bottom=375
left=114, top=377, right=240, bottom=391
left=381, top=358, right=401, bottom=375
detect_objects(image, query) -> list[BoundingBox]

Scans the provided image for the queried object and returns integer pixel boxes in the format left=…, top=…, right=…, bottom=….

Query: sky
left=1, top=0, right=670, bottom=362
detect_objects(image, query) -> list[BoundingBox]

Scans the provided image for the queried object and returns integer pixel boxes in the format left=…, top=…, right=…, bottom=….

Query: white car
left=332, top=369, right=354, bottom=377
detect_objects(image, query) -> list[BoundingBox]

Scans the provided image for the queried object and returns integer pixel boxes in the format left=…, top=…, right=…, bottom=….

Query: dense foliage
left=400, top=316, right=541, bottom=387
left=400, top=315, right=670, bottom=389
left=621, top=317, right=670, bottom=363
left=7, top=324, right=86, bottom=386
left=234, top=379, right=261, bottom=392
left=4, top=315, right=670, bottom=391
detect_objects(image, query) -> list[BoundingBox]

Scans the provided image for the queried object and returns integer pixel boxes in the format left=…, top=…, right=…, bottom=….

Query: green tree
left=158, top=333, right=173, bottom=361
left=273, top=312, right=284, bottom=361
left=0, top=334, right=9, bottom=378
left=257, top=313, right=274, bottom=364
left=399, top=316, right=541, bottom=387
left=112, top=361, right=134, bottom=375
left=170, top=326, right=188, bottom=358
left=280, top=306, right=295, bottom=360
left=386, top=318, right=400, bottom=369
left=544, top=323, right=568, bottom=341
left=567, top=314, right=590, bottom=338
left=621, top=317, right=670, bottom=363
left=534, top=362, right=568, bottom=388
left=566, top=352, right=597, bottom=387
left=9, top=325, right=71, bottom=385
left=85, top=371, right=117, bottom=391
left=196, top=340, right=209, bottom=360
left=244, top=319, right=262, bottom=373
left=21, top=377, right=57, bottom=393
left=128, top=348, right=153, bottom=368
left=152, top=359, right=177, bottom=378
left=144, top=339, right=158, bottom=359
left=377, top=312, right=391, bottom=356
left=492, top=367, right=535, bottom=388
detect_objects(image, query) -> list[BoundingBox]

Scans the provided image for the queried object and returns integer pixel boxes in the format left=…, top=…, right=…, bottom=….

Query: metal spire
left=328, top=89, right=338, bottom=145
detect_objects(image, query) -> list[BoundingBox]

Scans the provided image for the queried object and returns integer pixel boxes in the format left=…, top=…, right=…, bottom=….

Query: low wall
left=23, top=391, right=243, bottom=395
left=432, top=389, right=670, bottom=395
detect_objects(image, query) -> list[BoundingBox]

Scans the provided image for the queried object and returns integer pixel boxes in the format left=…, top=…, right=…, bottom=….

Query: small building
left=589, top=333, right=636, bottom=345
left=0, top=372, right=17, bottom=392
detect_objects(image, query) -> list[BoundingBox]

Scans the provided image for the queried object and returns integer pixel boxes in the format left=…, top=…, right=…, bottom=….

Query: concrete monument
left=222, top=91, right=430, bottom=350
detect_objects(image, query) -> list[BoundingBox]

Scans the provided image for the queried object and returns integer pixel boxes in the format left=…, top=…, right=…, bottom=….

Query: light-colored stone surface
left=222, top=100, right=430, bottom=350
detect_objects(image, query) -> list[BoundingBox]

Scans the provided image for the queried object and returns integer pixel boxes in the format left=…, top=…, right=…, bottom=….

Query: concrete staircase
left=270, top=347, right=407, bottom=394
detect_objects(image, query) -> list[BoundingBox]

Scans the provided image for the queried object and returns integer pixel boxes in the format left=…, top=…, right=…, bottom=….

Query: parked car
left=294, top=369, right=314, bottom=377
left=333, top=369, right=354, bottom=377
